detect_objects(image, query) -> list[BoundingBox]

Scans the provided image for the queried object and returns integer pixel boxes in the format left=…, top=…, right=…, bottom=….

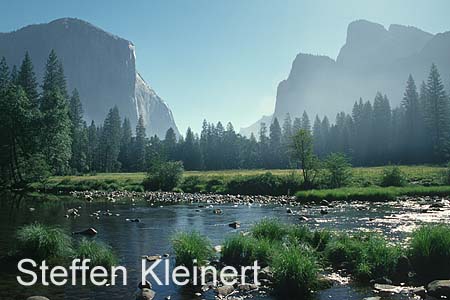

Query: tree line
left=1, top=50, right=449, bottom=188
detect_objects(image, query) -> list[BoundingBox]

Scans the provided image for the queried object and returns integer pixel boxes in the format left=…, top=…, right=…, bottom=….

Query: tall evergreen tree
left=182, top=127, right=203, bottom=170
left=68, top=89, right=88, bottom=172
left=118, top=118, right=132, bottom=171
left=99, top=106, right=122, bottom=172
left=423, top=64, right=450, bottom=162
left=372, top=92, right=391, bottom=164
left=301, top=111, right=311, bottom=132
left=18, top=52, right=39, bottom=107
left=269, top=117, right=282, bottom=168
left=134, top=115, right=147, bottom=171
left=40, top=50, right=72, bottom=174
left=87, top=120, right=98, bottom=171
left=164, top=127, right=178, bottom=161
left=401, top=75, right=422, bottom=162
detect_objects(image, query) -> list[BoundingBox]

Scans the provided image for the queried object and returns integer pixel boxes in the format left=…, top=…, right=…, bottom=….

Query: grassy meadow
left=31, top=165, right=450, bottom=201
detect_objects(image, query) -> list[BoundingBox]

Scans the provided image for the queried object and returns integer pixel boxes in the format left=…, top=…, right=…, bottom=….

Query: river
left=0, top=192, right=449, bottom=300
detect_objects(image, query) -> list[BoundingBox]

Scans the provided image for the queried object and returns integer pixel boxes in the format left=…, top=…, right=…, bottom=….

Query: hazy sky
left=1, top=0, right=449, bottom=133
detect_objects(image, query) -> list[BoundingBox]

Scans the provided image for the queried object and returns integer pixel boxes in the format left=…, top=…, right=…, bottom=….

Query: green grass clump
left=324, top=233, right=401, bottom=281
left=295, top=186, right=450, bottom=202
left=380, top=166, right=406, bottom=187
left=409, top=225, right=450, bottom=281
left=221, top=234, right=275, bottom=267
left=75, top=238, right=118, bottom=268
left=16, top=223, right=74, bottom=264
left=272, top=245, right=319, bottom=298
left=172, top=231, right=214, bottom=270
left=251, top=218, right=288, bottom=241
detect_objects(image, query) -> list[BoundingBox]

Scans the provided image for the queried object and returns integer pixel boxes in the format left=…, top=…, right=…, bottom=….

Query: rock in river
left=136, top=288, right=155, bottom=300
left=216, top=285, right=235, bottom=296
left=26, top=297, right=50, bottom=300
left=72, top=227, right=97, bottom=236
left=229, top=221, right=241, bottom=229
left=427, top=280, right=450, bottom=298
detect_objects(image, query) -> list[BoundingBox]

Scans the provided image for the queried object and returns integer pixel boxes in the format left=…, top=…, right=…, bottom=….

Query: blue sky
left=1, top=0, right=449, bottom=133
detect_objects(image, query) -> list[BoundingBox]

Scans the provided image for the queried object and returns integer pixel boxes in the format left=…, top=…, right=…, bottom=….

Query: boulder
left=72, top=227, right=97, bottom=236
left=373, top=283, right=403, bottom=294
left=229, top=221, right=241, bottom=229
left=26, top=297, right=50, bottom=300
left=136, top=288, right=155, bottom=300
left=411, top=286, right=426, bottom=298
left=216, top=285, right=235, bottom=296
left=427, top=280, right=450, bottom=298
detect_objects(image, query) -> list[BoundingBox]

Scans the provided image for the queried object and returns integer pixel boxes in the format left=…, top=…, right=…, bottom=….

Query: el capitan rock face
left=0, top=18, right=178, bottom=137
left=271, top=19, right=450, bottom=126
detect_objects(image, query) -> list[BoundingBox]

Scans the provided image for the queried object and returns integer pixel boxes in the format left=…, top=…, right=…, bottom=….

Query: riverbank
left=28, top=165, right=450, bottom=201
left=172, top=220, right=450, bottom=299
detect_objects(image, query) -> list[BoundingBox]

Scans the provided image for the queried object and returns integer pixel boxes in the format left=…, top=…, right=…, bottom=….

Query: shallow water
left=0, top=193, right=448, bottom=300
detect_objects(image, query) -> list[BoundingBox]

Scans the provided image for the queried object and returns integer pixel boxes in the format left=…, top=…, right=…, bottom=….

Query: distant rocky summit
left=0, top=18, right=179, bottom=137
left=243, top=20, right=450, bottom=135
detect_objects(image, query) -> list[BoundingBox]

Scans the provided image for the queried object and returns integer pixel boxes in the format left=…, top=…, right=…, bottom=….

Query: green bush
left=409, top=225, right=450, bottom=281
left=324, top=233, right=400, bottom=281
left=222, top=234, right=275, bottom=267
left=172, top=231, right=214, bottom=270
left=251, top=218, right=288, bottom=241
left=272, top=245, right=319, bottom=298
left=225, top=172, right=302, bottom=196
left=380, top=166, right=406, bottom=187
left=75, top=238, right=118, bottom=268
left=16, top=223, right=73, bottom=264
left=179, top=176, right=204, bottom=193
left=324, top=153, right=352, bottom=188
left=143, top=161, right=184, bottom=191
left=443, top=162, right=450, bottom=185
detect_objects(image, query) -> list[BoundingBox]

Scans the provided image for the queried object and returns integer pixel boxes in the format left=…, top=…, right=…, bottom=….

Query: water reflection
left=0, top=192, right=448, bottom=300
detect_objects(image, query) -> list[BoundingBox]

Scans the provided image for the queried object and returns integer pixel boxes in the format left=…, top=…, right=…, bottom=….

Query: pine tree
left=134, top=115, right=147, bottom=171
left=68, top=89, right=87, bottom=172
left=99, top=106, right=122, bottom=172
left=293, top=117, right=302, bottom=133
left=164, top=128, right=178, bottom=161
left=40, top=50, right=72, bottom=174
left=87, top=120, right=98, bottom=172
left=0, top=57, right=10, bottom=90
left=10, top=65, right=18, bottom=85
left=281, top=113, right=293, bottom=167
left=18, top=52, right=39, bottom=107
left=372, top=92, right=391, bottom=164
left=301, top=111, right=311, bottom=132
left=269, top=117, right=282, bottom=168
left=423, top=64, right=450, bottom=162
left=401, top=75, right=422, bottom=162
left=313, top=115, right=323, bottom=157
left=259, top=122, right=270, bottom=168
left=182, top=127, right=203, bottom=170
left=118, top=118, right=132, bottom=171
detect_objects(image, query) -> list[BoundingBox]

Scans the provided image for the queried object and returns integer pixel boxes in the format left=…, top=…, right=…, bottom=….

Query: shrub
left=380, top=166, right=406, bottom=187
left=172, top=231, right=214, bottom=270
left=179, top=176, right=204, bottom=193
left=272, top=245, right=319, bottom=297
left=16, top=223, right=73, bottom=264
left=443, top=162, right=450, bottom=185
left=409, top=225, right=450, bottom=281
left=226, top=172, right=280, bottom=195
left=324, top=233, right=400, bottom=281
left=143, top=161, right=184, bottom=191
left=324, top=153, right=352, bottom=188
left=75, top=238, right=118, bottom=268
left=221, top=234, right=275, bottom=267
left=251, top=218, right=287, bottom=241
